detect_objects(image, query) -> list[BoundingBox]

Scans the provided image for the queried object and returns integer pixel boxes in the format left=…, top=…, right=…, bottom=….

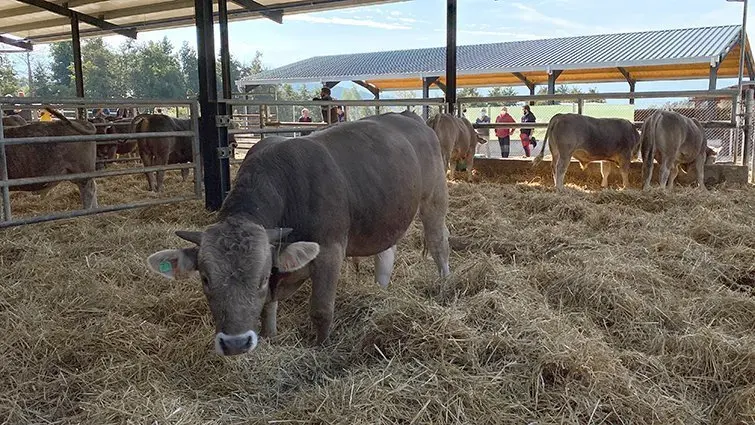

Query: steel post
left=0, top=111, right=10, bottom=221
left=71, top=13, right=85, bottom=119
left=445, top=0, right=457, bottom=115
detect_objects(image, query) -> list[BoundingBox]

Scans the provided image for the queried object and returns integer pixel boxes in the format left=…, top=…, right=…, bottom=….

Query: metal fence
left=458, top=89, right=746, bottom=168
left=0, top=98, right=202, bottom=228
left=222, top=97, right=448, bottom=164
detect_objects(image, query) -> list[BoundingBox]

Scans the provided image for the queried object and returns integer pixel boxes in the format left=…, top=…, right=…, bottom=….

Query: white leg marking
left=374, top=245, right=397, bottom=288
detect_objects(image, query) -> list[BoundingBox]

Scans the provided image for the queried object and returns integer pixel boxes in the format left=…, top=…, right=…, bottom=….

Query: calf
left=533, top=113, right=640, bottom=190
left=426, top=113, right=487, bottom=180
left=134, top=114, right=237, bottom=192
left=2, top=115, right=27, bottom=127
left=640, top=110, right=713, bottom=190
left=146, top=111, right=451, bottom=356
left=3, top=108, right=98, bottom=209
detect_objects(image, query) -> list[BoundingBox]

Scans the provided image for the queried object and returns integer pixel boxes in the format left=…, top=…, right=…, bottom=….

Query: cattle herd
left=0, top=106, right=719, bottom=356
left=137, top=107, right=717, bottom=357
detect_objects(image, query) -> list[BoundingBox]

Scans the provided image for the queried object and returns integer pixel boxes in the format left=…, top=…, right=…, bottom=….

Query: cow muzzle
left=214, top=331, right=258, bottom=356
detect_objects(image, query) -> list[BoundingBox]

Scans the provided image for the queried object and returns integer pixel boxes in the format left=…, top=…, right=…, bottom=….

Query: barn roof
left=237, top=25, right=755, bottom=91
left=0, top=0, right=406, bottom=44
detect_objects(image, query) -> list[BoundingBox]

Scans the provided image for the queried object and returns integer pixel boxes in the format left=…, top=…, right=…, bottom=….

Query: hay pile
left=2, top=176, right=755, bottom=424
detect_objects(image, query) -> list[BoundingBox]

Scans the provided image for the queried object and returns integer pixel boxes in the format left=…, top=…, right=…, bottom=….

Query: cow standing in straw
left=146, top=111, right=451, bottom=356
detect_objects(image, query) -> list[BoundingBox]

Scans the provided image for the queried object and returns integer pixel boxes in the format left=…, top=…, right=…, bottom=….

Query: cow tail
left=532, top=119, right=552, bottom=167
left=43, top=106, right=96, bottom=135
left=640, top=114, right=656, bottom=167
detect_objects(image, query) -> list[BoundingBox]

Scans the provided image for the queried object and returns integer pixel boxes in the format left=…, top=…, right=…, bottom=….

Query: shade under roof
left=0, top=0, right=406, bottom=44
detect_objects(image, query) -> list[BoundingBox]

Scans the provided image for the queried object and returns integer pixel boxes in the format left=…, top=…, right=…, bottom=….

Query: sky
left=7, top=0, right=755, bottom=101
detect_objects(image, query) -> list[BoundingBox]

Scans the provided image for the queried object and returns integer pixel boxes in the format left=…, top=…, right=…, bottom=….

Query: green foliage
left=0, top=54, right=19, bottom=95
left=488, top=87, right=518, bottom=106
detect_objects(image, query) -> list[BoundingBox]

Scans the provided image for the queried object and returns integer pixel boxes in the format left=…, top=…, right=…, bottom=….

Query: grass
left=1, top=169, right=755, bottom=424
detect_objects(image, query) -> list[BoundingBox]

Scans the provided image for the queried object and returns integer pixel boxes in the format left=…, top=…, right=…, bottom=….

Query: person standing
left=313, top=86, right=338, bottom=124
left=519, top=104, right=536, bottom=157
left=298, top=108, right=313, bottom=136
left=494, top=107, right=516, bottom=158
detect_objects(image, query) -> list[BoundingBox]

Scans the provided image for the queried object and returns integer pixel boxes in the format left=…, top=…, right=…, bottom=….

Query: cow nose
left=214, top=331, right=258, bottom=356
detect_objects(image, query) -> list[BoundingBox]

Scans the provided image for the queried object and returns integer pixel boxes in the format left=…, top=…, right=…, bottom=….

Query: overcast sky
left=12, top=0, right=755, bottom=96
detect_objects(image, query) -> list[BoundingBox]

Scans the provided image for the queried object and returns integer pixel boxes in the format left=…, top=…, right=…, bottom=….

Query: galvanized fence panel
left=0, top=98, right=203, bottom=228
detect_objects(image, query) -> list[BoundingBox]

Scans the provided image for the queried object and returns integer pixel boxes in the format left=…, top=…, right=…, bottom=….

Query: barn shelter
left=0, top=0, right=411, bottom=213
left=237, top=25, right=755, bottom=105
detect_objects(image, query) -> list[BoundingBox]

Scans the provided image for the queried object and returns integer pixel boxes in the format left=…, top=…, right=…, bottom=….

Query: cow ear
left=276, top=242, right=320, bottom=273
left=266, top=227, right=293, bottom=243
left=146, top=248, right=198, bottom=280
left=175, top=230, right=202, bottom=245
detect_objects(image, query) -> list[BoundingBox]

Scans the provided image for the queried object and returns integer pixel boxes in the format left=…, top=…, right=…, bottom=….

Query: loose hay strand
left=1, top=171, right=755, bottom=424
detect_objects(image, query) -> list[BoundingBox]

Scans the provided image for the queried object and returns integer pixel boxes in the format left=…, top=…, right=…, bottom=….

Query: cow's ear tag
left=159, top=260, right=173, bottom=273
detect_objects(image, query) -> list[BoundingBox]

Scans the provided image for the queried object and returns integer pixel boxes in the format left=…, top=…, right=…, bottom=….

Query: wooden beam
left=617, top=67, right=636, bottom=84
left=229, top=0, right=283, bottom=23
left=14, top=0, right=137, bottom=39
left=352, top=80, right=379, bottom=97
left=512, top=72, right=535, bottom=91
left=0, top=35, right=32, bottom=51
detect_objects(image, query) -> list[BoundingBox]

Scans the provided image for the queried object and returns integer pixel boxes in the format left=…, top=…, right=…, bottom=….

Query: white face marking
left=214, top=330, right=259, bottom=356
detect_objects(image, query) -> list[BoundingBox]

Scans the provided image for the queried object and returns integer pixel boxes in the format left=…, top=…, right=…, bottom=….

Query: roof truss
left=14, top=0, right=137, bottom=39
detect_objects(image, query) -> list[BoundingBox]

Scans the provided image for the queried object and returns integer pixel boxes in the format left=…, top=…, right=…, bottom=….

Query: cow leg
left=138, top=149, right=157, bottom=192
left=642, top=159, right=655, bottom=191
left=374, top=245, right=397, bottom=288
left=77, top=178, right=98, bottom=209
left=156, top=169, right=166, bottom=193
left=600, top=162, right=612, bottom=188
left=695, top=155, right=707, bottom=191
left=619, top=161, right=631, bottom=190
left=465, top=151, right=475, bottom=182
left=260, top=300, right=278, bottom=338
left=181, top=167, right=190, bottom=182
left=658, top=158, right=673, bottom=190
left=668, top=165, right=680, bottom=190
left=419, top=191, right=451, bottom=279
left=554, top=155, right=570, bottom=191
left=309, top=244, right=345, bottom=345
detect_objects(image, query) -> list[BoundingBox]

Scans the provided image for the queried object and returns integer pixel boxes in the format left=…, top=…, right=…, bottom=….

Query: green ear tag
left=159, top=260, right=173, bottom=273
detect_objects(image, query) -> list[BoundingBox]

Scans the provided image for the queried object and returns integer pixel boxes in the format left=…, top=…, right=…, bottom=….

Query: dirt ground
left=1, top=169, right=754, bottom=424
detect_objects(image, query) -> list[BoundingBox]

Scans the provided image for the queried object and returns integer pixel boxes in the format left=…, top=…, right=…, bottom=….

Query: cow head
left=705, top=146, right=717, bottom=165
left=146, top=219, right=320, bottom=356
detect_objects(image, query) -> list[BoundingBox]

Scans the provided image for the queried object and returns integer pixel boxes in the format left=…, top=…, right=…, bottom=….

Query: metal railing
left=455, top=89, right=744, bottom=165
left=0, top=98, right=203, bottom=228
left=222, top=97, right=448, bottom=163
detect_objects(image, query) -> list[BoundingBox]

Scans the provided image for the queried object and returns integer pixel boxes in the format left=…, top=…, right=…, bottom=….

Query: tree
left=81, top=37, right=118, bottom=98
left=457, top=87, right=485, bottom=107
left=488, top=86, right=518, bottom=106
left=112, top=40, right=138, bottom=97
left=0, top=54, right=19, bottom=95
left=31, top=61, right=54, bottom=98
left=49, top=41, right=74, bottom=97
left=178, top=42, right=199, bottom=97
left=132, top=37, right=184, bottom=99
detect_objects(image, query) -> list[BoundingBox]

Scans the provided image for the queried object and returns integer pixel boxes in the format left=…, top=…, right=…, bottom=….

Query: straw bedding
left=1, top=170, right=755, bottom=424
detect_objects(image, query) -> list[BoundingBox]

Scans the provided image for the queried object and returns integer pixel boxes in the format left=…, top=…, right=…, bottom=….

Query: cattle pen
left=1, top=0, right=755, bottom=424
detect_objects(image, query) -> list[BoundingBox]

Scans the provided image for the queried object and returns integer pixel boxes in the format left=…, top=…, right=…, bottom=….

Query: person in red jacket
left=494, top=107, right=516, bottom=158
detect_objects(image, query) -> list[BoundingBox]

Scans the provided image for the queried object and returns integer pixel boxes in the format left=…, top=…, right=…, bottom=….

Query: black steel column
left=195, top=0, right=228, bottom=211
left=217, top=0, right=232, bottom=194
left=446, top=0, right=457, bottom=115
left=71, top=13, right=85, bottom=118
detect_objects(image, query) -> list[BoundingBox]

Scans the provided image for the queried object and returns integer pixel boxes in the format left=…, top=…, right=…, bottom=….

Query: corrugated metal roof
left=237, top=25, right=749, bottom=88
left=0, top=0, right=406, bottom=44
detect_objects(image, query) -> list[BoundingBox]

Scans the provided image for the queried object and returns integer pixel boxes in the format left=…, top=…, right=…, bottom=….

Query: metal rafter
left=229, top=0, right=283, bottom=23
left=13, top=0, right=137, bottom=39
left=0, top=35, right=32, bottom=51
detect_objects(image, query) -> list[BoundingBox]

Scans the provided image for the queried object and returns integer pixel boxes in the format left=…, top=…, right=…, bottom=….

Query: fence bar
left=190, top=102, right=203, bottom=198
left=0, top=98, right=197, bottom=106
left=0, top=113, right=10, bottom=221
left=2, top=130, right=194, bottom=146
left=747, top=88, right=755, bottom=182
left=457, top=89, right=738, bottom=103
left=0, top=195, right=198, bottom=229
left=0, top=163, right=194, bottom=188
left=222, top=98, right=446, bottom=106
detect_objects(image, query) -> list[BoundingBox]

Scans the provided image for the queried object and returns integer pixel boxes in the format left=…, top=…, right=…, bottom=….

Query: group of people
left=300, top=87, right=346, bottom=124
left=476, top=104, right=537, bottom=158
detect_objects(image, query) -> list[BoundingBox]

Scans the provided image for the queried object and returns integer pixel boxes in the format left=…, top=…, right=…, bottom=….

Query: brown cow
left=426, top=113, right=487, bottom=180
left=145, top=111, right=451, bottom=356
left=2, top=115, right=27, bottom=127
left=640, top=110, right=713, bottom=190
left=95, top=116, right=140, bottom=169
left=3, top=108, right=98, bottom=209
left=134, top=114, right=237, bottom=192
left=533, top=113, right=641, bottom=190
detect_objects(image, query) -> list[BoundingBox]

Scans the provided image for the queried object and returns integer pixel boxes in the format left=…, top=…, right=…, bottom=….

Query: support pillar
left=629, top=81, right=636, bottom=105
left=375, top=90, right=380, bottom=115
left=546, top=70, right=561, bottom=105
left=422, top=77, right=438, bottom=119
left=71, top=13, right=85, bottom=119
left=445, top=0, right=457, bottom=115
left=195, top=0, right=228, bottom=211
